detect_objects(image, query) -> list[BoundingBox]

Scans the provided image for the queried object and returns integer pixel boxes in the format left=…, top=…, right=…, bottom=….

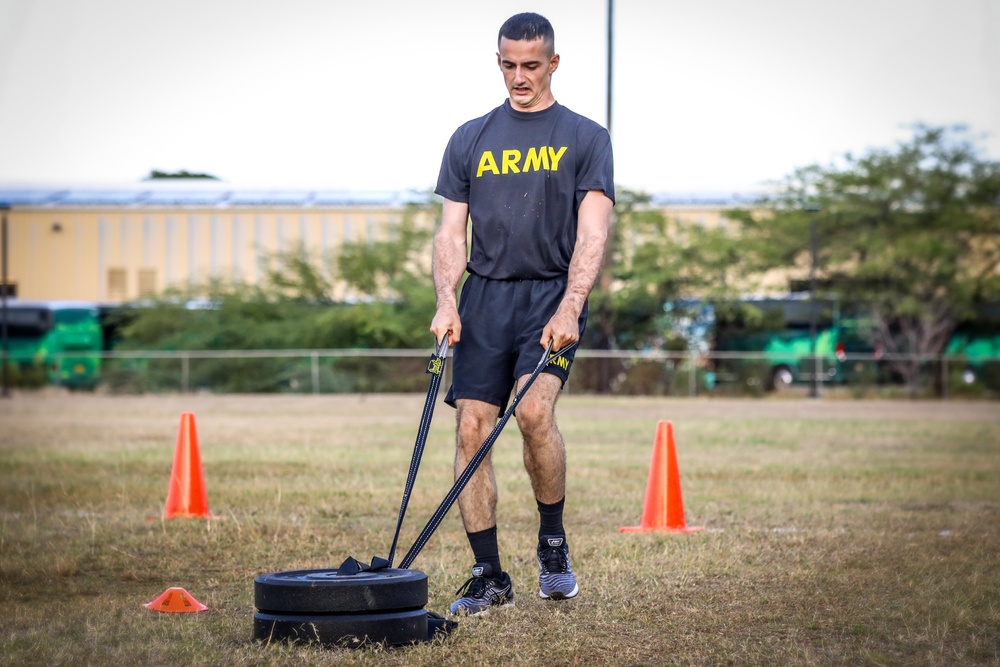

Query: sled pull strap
left=399, top=341, right=575, bottom=570
left=387, top=334, right=449, bottom=567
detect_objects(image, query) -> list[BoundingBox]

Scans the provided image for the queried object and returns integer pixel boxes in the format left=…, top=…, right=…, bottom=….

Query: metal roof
left=142, top=190, right=230, bottom=206
left=0, top=189, right=70, bottom=206
left=0, top=186, right=427, bottom=208
left=226, top=190, right=316, bottom=206
left=650, top=192, right=764, bottom=206
left=0, top=186, right=760, bottom=208
left=58, top=190, right=148, bottom=206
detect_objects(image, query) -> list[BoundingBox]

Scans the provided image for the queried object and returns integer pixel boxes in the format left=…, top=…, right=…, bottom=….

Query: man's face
left=497, top=37, right=559, bottom=112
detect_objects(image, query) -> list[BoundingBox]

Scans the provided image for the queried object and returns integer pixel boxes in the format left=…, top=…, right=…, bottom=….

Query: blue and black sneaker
left=449, top=562, right=515, bottom=616
left=537, top=535, right=578, bottom=600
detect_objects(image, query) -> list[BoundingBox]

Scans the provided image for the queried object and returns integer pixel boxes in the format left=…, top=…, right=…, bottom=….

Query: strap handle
left=399, top=341, right=575, bottom=569
left=386, top=334, right=449, bottom=566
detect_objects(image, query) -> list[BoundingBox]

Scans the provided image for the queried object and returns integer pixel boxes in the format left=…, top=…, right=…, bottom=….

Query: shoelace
left=539, top=546, right=569, bottom=574
left=454, top=575, right=488, bottom=597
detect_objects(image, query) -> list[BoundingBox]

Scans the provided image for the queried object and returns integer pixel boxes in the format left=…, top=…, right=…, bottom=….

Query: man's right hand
left=430, top=305, right=461, bottom=346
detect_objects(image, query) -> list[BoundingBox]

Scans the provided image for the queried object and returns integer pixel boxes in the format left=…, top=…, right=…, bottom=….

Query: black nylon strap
left=386, top=335, right=449, bottom=567
left=398, top=341, right=575, bottom=570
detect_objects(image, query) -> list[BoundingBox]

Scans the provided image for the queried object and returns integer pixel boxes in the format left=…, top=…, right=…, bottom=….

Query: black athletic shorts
left=444, top=272, right=587, bottom=410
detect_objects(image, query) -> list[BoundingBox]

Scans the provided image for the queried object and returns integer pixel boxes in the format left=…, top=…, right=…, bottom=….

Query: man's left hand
left=541, top=306, right=580, bottom=352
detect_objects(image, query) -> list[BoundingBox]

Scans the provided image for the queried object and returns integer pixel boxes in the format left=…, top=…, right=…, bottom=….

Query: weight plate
left=254, top=568, right=428, bottom=614
left=254, top=608, right=428, bottom=647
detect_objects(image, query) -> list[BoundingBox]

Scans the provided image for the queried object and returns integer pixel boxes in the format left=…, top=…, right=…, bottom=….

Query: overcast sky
left=0, top=0, right=997, bottom=194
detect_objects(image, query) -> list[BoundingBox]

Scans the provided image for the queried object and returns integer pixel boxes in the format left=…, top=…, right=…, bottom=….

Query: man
left=430, top=12, right=614, bottom=616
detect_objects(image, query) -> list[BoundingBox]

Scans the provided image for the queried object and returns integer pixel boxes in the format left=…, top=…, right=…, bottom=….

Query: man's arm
left=430, top=198, right=470, bottom=346
left=541, top=189, right=614, bottom=351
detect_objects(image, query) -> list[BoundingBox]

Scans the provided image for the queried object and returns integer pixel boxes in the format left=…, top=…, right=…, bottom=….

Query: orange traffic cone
left=620, top=420, right=703, bottom=533
left=145, top=586, right=208, bottom=612
left=164, top=412, right=210, bottom=519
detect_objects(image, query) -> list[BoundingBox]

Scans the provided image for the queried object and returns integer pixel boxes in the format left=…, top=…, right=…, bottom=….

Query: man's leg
left=449, top=398, right=515, bottom=615
left=515, top=373, right=566, bottom=504
left=515, top=372, right=579, bottom=600
left=455, top=398, right=501, bottom=536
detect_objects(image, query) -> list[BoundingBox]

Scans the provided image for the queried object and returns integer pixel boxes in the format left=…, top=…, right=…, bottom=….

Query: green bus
left=943, top=303, right=1000, bottom=390
left=661, top=297, right=844, bottom=392
left=711, top=297, right=844, bottom=391
left=1, top=300, right=104, bottom=388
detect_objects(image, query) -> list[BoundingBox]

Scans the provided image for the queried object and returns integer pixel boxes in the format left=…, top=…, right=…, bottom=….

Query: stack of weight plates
left=254, top=567, right=430, bottom=647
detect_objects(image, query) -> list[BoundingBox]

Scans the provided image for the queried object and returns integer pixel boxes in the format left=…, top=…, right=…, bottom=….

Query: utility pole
left=807, top=206, right=821, bottom=398
left=1, top=203, right=9, bottom=398
left=597, top=0, right=616, bottom=392
left=606, top=0, right=614, bottom=136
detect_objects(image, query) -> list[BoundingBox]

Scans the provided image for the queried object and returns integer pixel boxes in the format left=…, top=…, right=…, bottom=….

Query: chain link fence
left=14, top=348, right=988, bottom=399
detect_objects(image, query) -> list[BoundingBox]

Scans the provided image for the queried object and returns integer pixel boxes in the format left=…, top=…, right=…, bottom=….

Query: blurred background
left=2, top=0, right=997, bottom=190
left=1, top=0, right=998, bottom=398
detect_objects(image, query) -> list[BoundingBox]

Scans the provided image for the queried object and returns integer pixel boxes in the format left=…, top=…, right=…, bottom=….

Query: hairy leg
left=454, top=398, right=501, bottom=532
left=514, top=373, right=566, bottom=504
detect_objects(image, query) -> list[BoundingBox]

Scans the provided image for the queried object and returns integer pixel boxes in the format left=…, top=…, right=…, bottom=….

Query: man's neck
left=509, top=95, right=556, bottom=113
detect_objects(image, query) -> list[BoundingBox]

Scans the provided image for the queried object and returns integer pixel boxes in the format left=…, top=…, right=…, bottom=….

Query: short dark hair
left=498, top=12, right=554, bottom=52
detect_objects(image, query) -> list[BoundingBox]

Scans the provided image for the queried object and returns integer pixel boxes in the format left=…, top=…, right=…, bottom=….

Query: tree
left=589, top=189, right=750, bottom=352
left=118, top=199, right=438, bottom=351
left=310, top=202, right=436, bottom=349
left=730, top=125, right=1000, bottom=394
left=144, top=169, right=220, bottom=180
left=111, top=200, right=439, bottom=391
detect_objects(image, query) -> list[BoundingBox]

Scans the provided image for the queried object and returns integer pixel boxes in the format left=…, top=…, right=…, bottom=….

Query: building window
left=107, top=268, right=127, bottom=301
left=138, top=268, right=157, bottom=297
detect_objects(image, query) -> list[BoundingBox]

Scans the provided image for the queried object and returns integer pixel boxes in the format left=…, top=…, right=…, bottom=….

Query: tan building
left=0, top=184, right=754, bottom=303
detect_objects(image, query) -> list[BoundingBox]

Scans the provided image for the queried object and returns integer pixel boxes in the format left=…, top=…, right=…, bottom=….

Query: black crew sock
left=466, top=526, right=502, bottom=576
left=537, top=497, right=565, bottom=543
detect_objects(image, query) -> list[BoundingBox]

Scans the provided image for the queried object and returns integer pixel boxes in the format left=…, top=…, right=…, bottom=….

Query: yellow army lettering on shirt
left=476, top=146, right=568, bottom=177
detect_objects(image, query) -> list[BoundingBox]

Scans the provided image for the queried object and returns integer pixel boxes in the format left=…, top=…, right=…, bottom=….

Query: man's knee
left=515, top=396, right=555, bottom=440
left=457, top=420, right=486, bottom=451
left=456, top=401, right=499, bottom=450
left=515, top=374, right=560, bottom=436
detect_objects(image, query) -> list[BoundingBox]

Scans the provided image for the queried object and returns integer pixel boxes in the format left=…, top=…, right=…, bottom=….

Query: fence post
left=311, top=351, right=320, bottom=395
left=941, top=356, right=948, bottom=400
left=181, top=353, right=189, bottom=393
left=688, top=353, right=696, bottom=397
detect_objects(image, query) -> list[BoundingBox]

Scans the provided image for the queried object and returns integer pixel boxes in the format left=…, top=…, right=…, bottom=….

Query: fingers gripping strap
left=399, top=342, right=575, bottom=570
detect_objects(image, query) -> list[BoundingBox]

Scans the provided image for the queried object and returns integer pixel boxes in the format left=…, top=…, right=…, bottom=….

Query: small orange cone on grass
left=620, top=420, right=704, bottom=533
left=145, top=587, right=208, bottom=613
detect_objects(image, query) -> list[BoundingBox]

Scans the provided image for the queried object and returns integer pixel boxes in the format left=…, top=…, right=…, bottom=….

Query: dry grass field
left=1, top=392, right=999, bottom=666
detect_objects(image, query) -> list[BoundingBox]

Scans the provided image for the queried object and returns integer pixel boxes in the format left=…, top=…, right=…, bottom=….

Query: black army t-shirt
left=435, top=100, right=615, bottom=281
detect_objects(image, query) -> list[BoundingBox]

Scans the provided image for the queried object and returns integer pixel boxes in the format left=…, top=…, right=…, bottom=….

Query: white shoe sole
left=539, top=583, right=579, bottom=600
